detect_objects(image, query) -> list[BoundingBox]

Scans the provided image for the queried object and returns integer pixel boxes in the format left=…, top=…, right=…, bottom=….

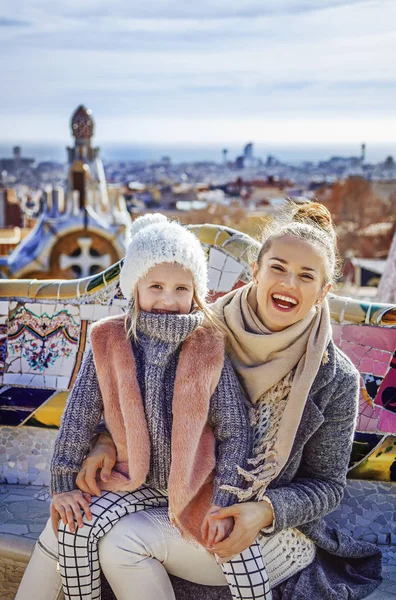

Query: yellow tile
left=214, top=229, right=232, bottom=247
left=27, top=391, right=69, bottom=428
left=349, top=435, right=396, bottom=481
left=194, top=225, right=219, bottom=246
left=362, top=387, right=374, bottom=407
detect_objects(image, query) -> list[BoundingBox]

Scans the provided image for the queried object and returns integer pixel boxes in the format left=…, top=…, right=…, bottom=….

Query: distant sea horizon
left=0, top=141, right=394, bottom=165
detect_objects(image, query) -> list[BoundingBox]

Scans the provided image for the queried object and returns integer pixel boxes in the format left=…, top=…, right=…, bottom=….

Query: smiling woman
left=252, top=236, right=329, bottom=331
left=250, top=202, right=341, bottom=332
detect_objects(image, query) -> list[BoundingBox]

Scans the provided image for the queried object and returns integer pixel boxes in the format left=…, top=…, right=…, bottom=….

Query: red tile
left=339, top=325, right=396, bottom=353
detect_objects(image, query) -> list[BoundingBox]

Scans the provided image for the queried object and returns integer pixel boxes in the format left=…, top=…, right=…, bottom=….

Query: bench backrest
left=0, top=223, right=395, bottom=484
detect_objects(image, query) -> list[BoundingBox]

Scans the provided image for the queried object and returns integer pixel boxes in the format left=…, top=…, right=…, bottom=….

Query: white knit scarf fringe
left=220, top=371, right=294, bottom=502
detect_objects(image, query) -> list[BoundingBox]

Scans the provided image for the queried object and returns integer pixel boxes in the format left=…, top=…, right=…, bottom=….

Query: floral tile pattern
left=5, top=302, right=80, bottom=389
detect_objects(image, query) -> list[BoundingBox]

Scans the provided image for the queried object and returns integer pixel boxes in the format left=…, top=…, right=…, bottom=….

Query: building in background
left=0, top=147, right=35, bottom=175
left=0, top=106, right=131, bottom=279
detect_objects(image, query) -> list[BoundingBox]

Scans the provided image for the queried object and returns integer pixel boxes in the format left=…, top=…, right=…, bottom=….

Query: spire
left=70, top=105, right=94, bottom=140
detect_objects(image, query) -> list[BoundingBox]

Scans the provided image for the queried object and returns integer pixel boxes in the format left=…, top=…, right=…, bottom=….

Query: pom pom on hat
left=120, top=213, right=208, bottom=304
left=129, top=213, right=167, bottom=237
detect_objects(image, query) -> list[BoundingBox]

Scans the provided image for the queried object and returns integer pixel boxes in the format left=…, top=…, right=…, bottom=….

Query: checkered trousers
left=57, top=488, right=272, bottom=600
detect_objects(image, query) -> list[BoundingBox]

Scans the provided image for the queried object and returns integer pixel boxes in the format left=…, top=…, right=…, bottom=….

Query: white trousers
left=57, top=490, right=271, bottom=600
left=15, top=515, right=65, bottom=600
left=16, top=507, right=230, bottom=600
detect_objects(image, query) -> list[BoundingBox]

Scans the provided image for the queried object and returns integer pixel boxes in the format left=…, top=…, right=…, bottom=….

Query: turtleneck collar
left=136, top=310, right=204, bottom=345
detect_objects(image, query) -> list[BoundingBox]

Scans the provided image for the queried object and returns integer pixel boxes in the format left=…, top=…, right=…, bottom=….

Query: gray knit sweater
left=51, top=311, right=251, bottom=507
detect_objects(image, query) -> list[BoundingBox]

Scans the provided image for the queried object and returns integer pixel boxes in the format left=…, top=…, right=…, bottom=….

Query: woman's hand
left=207, top=501, right=274, bottom=563
left=51, top=490, right=92, bottom=536
left=75, top=432, right=117, bottom=497
left=201, top=505, right=234, bottom=547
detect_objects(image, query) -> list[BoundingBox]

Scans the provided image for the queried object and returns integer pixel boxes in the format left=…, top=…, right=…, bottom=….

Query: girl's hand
left=51, top=490, right=92, bottom=536
left=201, top=505, right=234, bottom=547
left=76, top=432, right=116, bottom=497
left=208, top=501, right=274, bottom=563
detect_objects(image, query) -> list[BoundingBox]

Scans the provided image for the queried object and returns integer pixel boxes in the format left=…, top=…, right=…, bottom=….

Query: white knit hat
left=120, top=213, right=208, bottom=303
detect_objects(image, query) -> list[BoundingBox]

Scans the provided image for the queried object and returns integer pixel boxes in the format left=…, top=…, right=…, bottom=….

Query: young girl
left=49, top=214, right=272, bottom=600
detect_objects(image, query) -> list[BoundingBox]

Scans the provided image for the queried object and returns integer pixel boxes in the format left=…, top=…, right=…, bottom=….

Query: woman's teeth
left=272, top=294, right=298, bottom=309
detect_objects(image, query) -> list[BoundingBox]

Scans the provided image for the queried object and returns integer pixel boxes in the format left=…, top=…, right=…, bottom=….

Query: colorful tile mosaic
left=349, top=435, right=396, bottom=482
left=377, top=352, right=396, bottom=414
left=0, top=224, right=394, bottom=326
left=0, top=223, right=395, bottom=483
left=5, top=302, right=80, bottom=389
left=333, top=325, right=396, bottom=355
left=362, top=374, right=384, bottom=403
left=330, top=295, right=396, bottom=327
left=349, top=432, right=384, bottom=469
left=26, top=391, right=69, bottom=428
left=0, top=387, right=55, bottom=426
left=191, top=224, right=256, bottom=291
left=0, top=302, right=8, bottom=385
left=0, top=323, right=7, bottom=379
left=69, top=319, right=89, bottom=390
left=358, top=399, right=382, bottom=434
left=333, top=324, right=396, bottom=435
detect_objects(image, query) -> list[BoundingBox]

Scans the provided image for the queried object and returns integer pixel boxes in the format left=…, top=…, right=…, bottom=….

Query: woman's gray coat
left=170, top=340, right=382, bottom=600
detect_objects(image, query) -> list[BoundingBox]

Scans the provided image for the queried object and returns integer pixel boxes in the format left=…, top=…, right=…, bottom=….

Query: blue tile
left=0, top=387, right=54, bottom=426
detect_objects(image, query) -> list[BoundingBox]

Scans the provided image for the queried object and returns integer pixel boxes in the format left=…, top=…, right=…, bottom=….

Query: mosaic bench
left=0, top=224, right=396, bottom=600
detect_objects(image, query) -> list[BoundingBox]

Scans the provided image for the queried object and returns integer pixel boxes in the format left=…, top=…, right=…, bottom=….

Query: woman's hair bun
left=292, top=201, right=334, bottom=237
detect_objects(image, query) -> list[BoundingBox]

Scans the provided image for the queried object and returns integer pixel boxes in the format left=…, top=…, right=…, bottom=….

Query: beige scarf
left=213, top=282, right=332, bottom=480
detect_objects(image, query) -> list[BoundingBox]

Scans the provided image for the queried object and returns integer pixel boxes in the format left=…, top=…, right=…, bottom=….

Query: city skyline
left=1, top=0, right=396, bottom=145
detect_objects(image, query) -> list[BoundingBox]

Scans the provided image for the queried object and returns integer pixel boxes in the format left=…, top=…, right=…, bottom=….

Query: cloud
left=0, top=0, right=378, bottom=24
left=1, top=0, right=395, bottom=143
left=55, top=0, right=377, bottom=21
left=0, top=17, right=31, bottom=26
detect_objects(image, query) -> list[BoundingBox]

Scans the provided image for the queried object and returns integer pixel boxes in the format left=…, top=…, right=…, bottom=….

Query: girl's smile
left=137, top=263, right=195, bottom=315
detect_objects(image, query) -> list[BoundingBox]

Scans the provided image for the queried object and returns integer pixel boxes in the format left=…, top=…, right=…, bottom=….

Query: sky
left=1, top=0, right=396, bottom=147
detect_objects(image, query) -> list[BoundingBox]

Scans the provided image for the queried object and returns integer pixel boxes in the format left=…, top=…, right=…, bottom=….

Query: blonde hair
left=124, top=289, right=221, bottom=341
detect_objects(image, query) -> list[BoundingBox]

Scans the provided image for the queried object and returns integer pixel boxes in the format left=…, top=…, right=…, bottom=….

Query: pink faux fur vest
left=89, top=314, right=225, bottom=543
